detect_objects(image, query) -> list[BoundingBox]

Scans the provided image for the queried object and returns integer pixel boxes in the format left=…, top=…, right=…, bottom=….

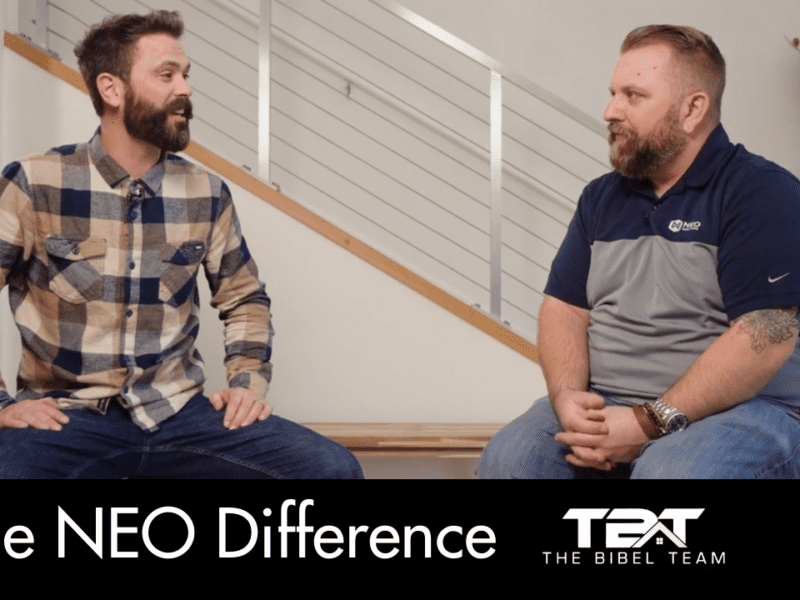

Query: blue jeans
left=0, top=395, right=363, bottom=479
left=476, top=395, right=800, bottom=479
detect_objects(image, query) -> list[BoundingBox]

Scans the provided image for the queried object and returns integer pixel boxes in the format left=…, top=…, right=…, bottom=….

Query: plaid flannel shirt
left=0, top=130, right=273, bottom=431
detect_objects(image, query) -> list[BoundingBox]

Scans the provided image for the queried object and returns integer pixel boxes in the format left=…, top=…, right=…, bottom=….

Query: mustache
left=165, top=97, right=193, bottom=120
left=607, top=122, right=632, bottom=141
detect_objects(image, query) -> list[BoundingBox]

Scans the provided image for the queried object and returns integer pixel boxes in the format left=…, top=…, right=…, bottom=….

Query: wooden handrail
left=3, top=31, right=538, bottom=364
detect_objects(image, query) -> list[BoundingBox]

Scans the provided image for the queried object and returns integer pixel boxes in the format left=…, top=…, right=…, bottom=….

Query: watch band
left=649, top=397, right=689, bottom=435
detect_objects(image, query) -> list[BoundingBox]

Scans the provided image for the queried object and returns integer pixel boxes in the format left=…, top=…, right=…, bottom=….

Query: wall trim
left=3, top=31, right=538, bottom=363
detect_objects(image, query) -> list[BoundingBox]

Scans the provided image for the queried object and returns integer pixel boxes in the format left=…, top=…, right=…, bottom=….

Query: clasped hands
left=552, top=390, right=649, bottom=471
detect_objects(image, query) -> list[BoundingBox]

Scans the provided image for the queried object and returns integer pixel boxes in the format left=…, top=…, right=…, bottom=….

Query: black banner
left=0, top=481, right=788, bottom=580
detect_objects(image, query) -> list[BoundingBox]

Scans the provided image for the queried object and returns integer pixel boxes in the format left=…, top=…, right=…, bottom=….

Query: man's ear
left=96, top=73, right=124, bottom=112
left=681, top=91, right=710, bottom=135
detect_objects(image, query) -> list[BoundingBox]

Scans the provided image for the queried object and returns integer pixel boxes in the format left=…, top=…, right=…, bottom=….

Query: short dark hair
left=621, top=25, right=726, bottom=124
left=74, top=10, right=184, bottom=115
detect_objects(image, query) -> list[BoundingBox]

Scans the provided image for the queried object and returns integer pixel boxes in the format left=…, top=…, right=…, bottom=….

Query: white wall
left=1, top=0, right=16, bottom=33
left=401, top=0, right=800, bottom=176
left=0, top=46, right=544, bottom=478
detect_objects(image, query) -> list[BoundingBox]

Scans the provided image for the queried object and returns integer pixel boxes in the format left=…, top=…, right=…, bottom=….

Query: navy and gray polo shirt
left=545, top=125, right=800, bottom=405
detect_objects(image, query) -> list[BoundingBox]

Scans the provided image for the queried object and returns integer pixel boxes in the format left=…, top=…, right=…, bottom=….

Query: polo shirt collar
left=88, top=128, right=166, bottom=196
left=681, top=123, right=730, bottom=189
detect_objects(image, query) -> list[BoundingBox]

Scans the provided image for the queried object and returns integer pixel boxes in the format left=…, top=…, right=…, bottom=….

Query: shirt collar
left=622, top=123, right=731, bottom=199
left=88, top=127, right=166, bottom=196
left=680, top=123, right=730, bottom=189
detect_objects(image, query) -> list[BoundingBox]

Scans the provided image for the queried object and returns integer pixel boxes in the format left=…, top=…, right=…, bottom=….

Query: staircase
left=16, top=0, right=610, bottom=348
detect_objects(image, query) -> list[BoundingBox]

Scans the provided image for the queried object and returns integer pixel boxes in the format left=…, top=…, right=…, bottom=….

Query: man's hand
left=552, top=389, right=609, bottom=435
left=555, top=405, right=648, bottom=471
left=209, top=388, right=272, bottom=430
left=0, top=398, right=70, bottom=431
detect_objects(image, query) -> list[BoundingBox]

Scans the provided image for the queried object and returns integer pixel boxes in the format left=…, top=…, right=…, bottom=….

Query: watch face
left=666, top=414, right=689, bottom=433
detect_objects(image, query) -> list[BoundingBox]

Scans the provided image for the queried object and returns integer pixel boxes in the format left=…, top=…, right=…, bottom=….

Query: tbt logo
left=563, top=508, right=703, bottom=548
left=542, top=508, right=724, bottom=566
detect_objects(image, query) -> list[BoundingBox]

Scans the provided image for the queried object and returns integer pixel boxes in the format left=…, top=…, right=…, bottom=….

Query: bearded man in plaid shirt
left=0, top=10, right=363, bottom=478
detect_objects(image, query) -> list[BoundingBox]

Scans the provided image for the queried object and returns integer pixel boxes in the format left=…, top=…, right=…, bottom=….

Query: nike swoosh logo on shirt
left=768, top=273, right=790, bottom=283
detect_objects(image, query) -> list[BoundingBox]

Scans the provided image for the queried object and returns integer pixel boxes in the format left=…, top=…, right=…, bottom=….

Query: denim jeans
left=476, top=395, right=800, bottom=479
left=0, top=395, right=364, bottom=479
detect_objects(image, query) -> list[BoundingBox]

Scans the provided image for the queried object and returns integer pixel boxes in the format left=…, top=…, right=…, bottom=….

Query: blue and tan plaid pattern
left=0, top=130, right=273, bottom=431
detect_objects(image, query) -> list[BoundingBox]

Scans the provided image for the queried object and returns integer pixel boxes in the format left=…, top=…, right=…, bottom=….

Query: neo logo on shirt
left=668, top=219, right=701, bottom=232
left=563, top=508, right=704, bottom=548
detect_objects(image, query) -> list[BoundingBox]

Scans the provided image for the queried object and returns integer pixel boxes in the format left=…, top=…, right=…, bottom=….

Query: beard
left=123, top=86, right=193, bottom=152
left=608, top=106, right=686, bottom=181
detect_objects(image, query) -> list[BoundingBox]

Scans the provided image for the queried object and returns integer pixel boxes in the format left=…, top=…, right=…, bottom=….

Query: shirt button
left=123, top=386, right=129, bottom=394
left=125, top=309, right=133, bottom=317
left=129, top=261, right=136, bottom=270
left=71, top=247, right=80, bottom=255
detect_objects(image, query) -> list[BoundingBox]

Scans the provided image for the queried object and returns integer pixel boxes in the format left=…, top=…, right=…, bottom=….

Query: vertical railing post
left=489, top=70, right=503, bottom=318
left=258, top=0, right=271, bottom=182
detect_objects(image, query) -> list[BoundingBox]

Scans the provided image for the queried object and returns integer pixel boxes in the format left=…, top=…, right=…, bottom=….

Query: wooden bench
left=301, top=423, right=503, bottom=458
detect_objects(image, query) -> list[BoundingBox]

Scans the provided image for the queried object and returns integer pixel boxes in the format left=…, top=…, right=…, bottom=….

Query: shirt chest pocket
left=159, top=240, right=206, bottom=307
left=45, top=236, right=107, bottom=304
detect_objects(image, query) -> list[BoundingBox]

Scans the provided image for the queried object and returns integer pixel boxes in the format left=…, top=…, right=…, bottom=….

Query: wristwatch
left=649, top=398, right=689, bottom=436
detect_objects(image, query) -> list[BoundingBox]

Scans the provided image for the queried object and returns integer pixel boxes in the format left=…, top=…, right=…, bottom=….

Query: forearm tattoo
left=733, top=307, right=799, bottom=354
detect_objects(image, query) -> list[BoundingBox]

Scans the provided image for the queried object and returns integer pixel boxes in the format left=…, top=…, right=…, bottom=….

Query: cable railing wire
left=37, top=0, right=611, bottom=341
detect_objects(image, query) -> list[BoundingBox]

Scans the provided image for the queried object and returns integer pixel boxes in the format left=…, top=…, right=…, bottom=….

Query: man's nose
left=175, top=73, right=192, bottom=97
left=603, top=94, right=622, bottom=122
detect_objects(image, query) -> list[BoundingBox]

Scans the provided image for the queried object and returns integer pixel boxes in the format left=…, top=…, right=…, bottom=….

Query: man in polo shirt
left=478, top=24, right=800, bottom=478
left=0, top=10, right=363, bottom=478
